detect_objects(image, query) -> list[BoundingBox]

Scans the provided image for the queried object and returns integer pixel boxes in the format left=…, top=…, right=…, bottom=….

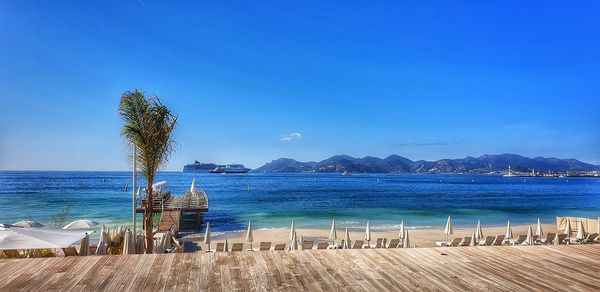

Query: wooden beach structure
left=0, top=245, right=598, bottom=291
left=136, top=188, right=209, bottom=235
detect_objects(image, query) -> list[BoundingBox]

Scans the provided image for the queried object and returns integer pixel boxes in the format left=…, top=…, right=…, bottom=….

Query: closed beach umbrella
left=190, top=179, right=196, bottom=193
left=444, top=216, right=453, bottom=242
left=13, top=220, right=44, bottom=228
left=475, top=220, right=484, bottom=241
left=328, top=219, right=337, bottom=245
left=564, top=218, right=572, bottom=242
left=290, top=219, right=296, bottom=241
left=505, top=220, right=513, bottom=243
left=525, top=225, right=534, bottom=245
left=405, top=230, right=410, bottom=248
left=0, top=228, right=87, bottom=250
left=554, top=232, right=561, bottom=245
left=96, top=226, right=108, bottom=255
left=470, top=231, right=476, bottom=246
left=204, top=222, right=211, bottom=252
left=299, top=234, right=304, bottom=251
left=224, top=239, right=229, bottom=252
left=136, top=233, right=144, bottom=254
left=123, top=229, right=133, bottom=255
left=597, top=217, right=600, bottom=234
left=398, top=220, right=405, bottom=239
left=576, top=220, right=585, bottom=240
left=364, top=221, right=371, bottom=247
left=290, top=231, right=298, bottom=250
left=535, top=218, right=544, bottom=238
left=343, top=228, right=351, bottom=249
left=245, top=220, right=254, bottom=250
left=79, top=233, right=90, bottom=256
left=63, top=219, right=100, bottom=230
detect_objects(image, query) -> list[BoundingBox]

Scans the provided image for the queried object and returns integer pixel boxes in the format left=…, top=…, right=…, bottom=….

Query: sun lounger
left=387, top=238, right=400, bottom=248
left=492, top=235, right=505, bottom=246
left=216, top=242, right=224, bottom=252
left=62, top=246, right=79, bottom=256
left=581, top=233, right=598, bottom=244
left=352, top=240, right=364, bottom=249
left=556, top=234, right=567, bottom=244
left=0, top=249, right=23, bottom=259
left=515, top=234, right=527, bottom=245
left=448, top=238, right=462, bottom=247
left=375, top=238, right=384, bottom=248
left=231, top=243, right=244, bottom=252
left=459, top=237, right=471, bottom=246
left=317, top=242, right=329, bottom=249
left=273, top=243, right=286, bottom=251
left=541, top=232, right=556, bottom=244
left=259, top=242, right=271, bottom=251
left=481, top=236, right=495, bottom=246
left=302, top=241, right=314, bottom=250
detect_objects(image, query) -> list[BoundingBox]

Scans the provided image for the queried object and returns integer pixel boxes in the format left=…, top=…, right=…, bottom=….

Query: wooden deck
left=157, top=210, right=181, bottom=234
left=0, top=245, right=598, bottom=291
left=137, top=189, right=209, bottom=213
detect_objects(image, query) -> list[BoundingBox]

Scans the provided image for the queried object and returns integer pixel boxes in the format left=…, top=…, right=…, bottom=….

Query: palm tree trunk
left=145, top=185, right=154, bottom=253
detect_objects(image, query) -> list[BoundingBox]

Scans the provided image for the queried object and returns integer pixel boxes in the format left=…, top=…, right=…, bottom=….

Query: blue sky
left=0, top=1, right=599, bottom=170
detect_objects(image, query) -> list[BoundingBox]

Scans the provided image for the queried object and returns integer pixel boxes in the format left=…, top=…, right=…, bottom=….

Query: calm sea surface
left=1, top=171, right=599, bottom=232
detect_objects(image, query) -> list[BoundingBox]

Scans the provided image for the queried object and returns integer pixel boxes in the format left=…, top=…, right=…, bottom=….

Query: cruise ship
left=183, top=161, right=250, bottom=173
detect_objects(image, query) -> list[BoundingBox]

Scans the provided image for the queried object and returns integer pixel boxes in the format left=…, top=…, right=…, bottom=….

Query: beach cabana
left=328, top=219, right=337, bottom=246
left=505, top=220, right=513, bottom=245
left=204, top=222, right=211, bottom=252
left=364, top=221, right=371, bottom=248
left=246, top=220, right=254, bottom=251
left=444, top=216, right=453, bottom=242
left=13, top=220, right=44, bottom=228
left=0, top=227, right=87, bottom=250
left=63, top=219, right=100, bottom=230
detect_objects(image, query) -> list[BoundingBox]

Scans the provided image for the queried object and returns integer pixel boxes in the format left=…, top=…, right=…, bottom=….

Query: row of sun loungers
left=442, top=232, right=599, bottom=247
left=212, top=237, right=407, bottom=252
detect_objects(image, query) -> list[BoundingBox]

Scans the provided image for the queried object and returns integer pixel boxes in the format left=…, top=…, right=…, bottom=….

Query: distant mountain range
left=253, top=154, right=600, bottom=174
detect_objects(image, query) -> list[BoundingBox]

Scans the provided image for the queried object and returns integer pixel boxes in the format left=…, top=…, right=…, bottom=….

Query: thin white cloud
left=280, top=132, right=302, bottom=142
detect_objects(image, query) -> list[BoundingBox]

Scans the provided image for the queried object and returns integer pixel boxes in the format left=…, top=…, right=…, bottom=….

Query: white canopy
left=398, top=220, right=405, bottom=239
left=13, top=220, right=44, bottom=228
left=63, top=219, right=100, bottom=230
left=505, top=220, right=513, bottom=240
left=0, top=228, right=87, bottom=250
left=475, top=220, right=484, bottom=240
left=328, top=219, right=337, bottom=241
left=153, top=181, right=167, bottom=193
left=535, top=218, right=544, bottom=237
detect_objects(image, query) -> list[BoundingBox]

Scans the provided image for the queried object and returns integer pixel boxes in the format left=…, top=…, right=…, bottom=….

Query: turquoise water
left=1, top=171, right=599, bottom=232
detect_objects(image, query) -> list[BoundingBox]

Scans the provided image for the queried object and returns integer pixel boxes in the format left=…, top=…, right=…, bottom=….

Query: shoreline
left=183, top=223, right=558, bottom=250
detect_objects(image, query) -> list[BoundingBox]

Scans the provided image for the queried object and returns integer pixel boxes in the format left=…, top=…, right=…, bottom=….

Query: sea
left=1, top=171, right=599, bottom=233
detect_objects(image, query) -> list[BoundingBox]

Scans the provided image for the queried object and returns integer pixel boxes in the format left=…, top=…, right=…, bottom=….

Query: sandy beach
left=186, top=223, right=557, bottom=250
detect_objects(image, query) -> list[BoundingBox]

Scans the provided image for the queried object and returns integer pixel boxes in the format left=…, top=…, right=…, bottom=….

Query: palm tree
left=119, top=89, right=177, bottom=253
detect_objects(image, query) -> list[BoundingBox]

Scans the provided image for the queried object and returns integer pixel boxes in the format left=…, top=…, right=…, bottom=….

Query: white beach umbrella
left=299, top=234, right=304, bottom=251
left=0, top=228, right=87, bottom=250
left=505, top=220, right=513, bottom=243
left=79, top=233, right=91, bottom=256
left=470, top=231, right=476, bottom=246
left=564, top=218, right=572, bottom=242
left=535, top=218, right=544, bottom=238
left=13, top=220, right=44, bottom=228
left=576, top=220, right=585, bottom=240
left=405, top=230, right=410, bottom=248
left=96, top=226, right=108, bottom=255
left=343, top=228, right=351, bottom=249
left=190, top=179, right=196, bottom=193
left=290, top=231, right=298, bottom=251
left=204, top=222, right=211, bottom=252
left=475, top=220, right=484, bottom=241
left=398, top=220, right=405, bottom=239
left=525, top=225, right=534, bottom=245
left=63, top=219, right=100, bottom=230
left=245, top=220, right=254, bottom=250
left=328, top=219, right=337, bottom=244
left=364, top=221, right=371, bottom=247
left=123, top=229, right=133, bottom=255
left=290, top=219, right=296, bottom=241
left=597, top=217, right=600, bottom=234
left=444, top=216, right=453, bottom=242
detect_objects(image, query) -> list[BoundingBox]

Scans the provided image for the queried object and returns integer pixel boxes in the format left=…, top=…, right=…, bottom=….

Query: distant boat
left=502, top=165, right=517, bottom=177
left=342, top=171, right=352, bottom=176
left=183, top=161, right=218, bottom=173
left=211, top=164, right=251, bottom=174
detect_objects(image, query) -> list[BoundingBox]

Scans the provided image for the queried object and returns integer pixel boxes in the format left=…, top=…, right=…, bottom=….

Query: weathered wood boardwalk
left=0, top=245, right=598, bottom=291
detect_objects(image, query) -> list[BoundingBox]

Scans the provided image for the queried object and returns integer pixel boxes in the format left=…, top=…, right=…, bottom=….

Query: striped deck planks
left=0, top=245, right=598, bottom=291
